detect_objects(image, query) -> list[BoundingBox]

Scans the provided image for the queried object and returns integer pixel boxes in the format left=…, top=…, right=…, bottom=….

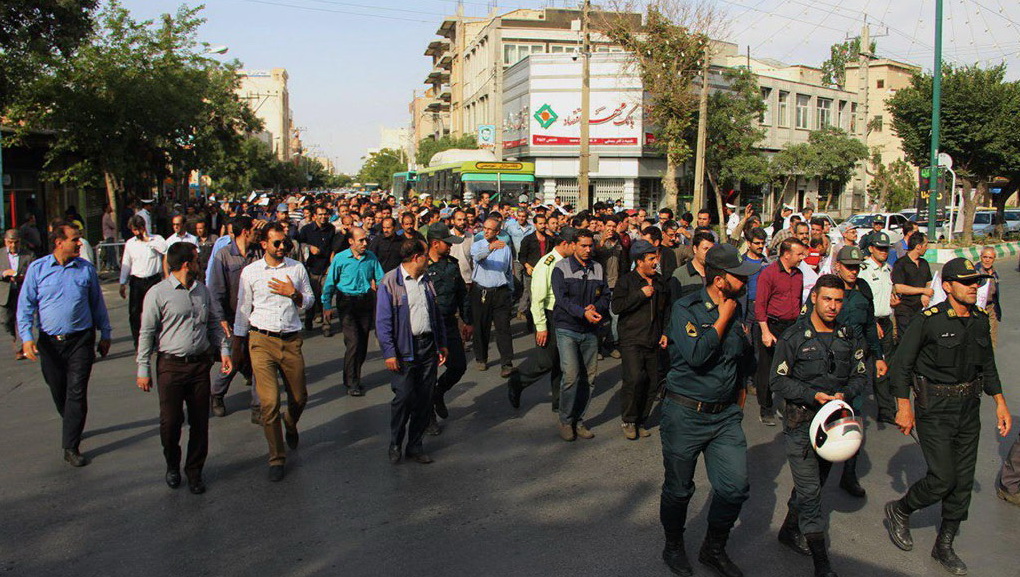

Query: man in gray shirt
left=136, top=242, right=231, bottom=495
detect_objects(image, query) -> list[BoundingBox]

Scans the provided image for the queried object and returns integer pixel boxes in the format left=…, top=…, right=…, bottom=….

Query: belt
left=927, top=381, right=981, bottom=398
left=413, top=332, right=434, bottom=342
left=131, top=273, right=161, bottom=282
left=250, top=326, right=299, bottom=340
left=339, top=292, right=369, bottom=298
left=158, top=351, right=210, bottom=363
left=43, top=329, right=90, bottom=342
left=664, top=391, right=734, bottom=414
left=476, top=284, right=508, bottom=291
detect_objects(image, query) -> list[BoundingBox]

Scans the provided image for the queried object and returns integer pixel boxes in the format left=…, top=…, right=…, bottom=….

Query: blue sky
left=119, top=0, right=1020, bottom=174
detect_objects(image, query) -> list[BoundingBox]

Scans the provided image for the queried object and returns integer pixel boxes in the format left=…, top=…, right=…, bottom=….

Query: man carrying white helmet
left=769, top=274, right=868, bottom=577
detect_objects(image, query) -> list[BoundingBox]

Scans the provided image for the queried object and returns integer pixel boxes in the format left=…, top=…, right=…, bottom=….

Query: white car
left=839, top=213, right=907, bottom=245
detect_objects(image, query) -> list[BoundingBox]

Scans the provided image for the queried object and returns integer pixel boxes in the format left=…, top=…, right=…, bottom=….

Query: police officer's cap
left=836, top=246, right=865, bottom=265
left=942, top=257, right=992, bottom=282
left=426, top=223, right=464, bottom=244
left=630, top=239, right=657, bottom=259
left=705, top=244, right=761, bottom=277
left=557, top=226, right=578, bottom=244
left=869, top=232, right=891, bottom=248
left=872, top=215, right=885, bottom=225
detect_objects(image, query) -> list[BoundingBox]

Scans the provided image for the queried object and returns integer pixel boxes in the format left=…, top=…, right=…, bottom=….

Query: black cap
left=941, top=257, right=992, bottom=282
left=872, top=215, right=885, bottom=225
left=705, top=244, right=761, bottom=277
left=870, top=232, right=891, bottom=248
left=836, top=245, right=865, bottom=265
left=630, top=239, right=657, bottom=259
left=426, top=223, right=464, bottom=244
left=557, top=226, right=578, bottom=244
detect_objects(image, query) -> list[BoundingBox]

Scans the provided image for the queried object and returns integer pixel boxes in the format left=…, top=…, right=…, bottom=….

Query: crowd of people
left=4, top=189, right=1020, bottom=577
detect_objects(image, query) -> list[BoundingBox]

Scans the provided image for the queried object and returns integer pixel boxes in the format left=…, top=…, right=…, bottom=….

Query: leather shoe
left=407, top=452, right=434, bottom=464
left=268, top=465, right=285, bottom=482
left=165, top=469, right=182, bottom=489
left=211, top=395, right=226, bottom=417
left=840, top=476, right=866, bottom=498
left=425, top=419, right=442, bottom=436
left=884, top=500, right=914, bottom=551
left=188, top=477, right=206, bottom=495
left=475, top=361, right=488, bottom=371
left=434, top=393, right=449, bottom=420
left=500, top=365, right=516, bottom=379
left=575, top=421, right=595, bottom=439
left=348, top=385, right=365, bottom=397
left=558, top=421, right=576, bottom=442
left=507, top=372, right=522, bottom=409
left=388, top=445, right=402, bottom=464
left=322, top=323, right=333, bottom=338
left=64, top=449, right=89, bottom=467
left=285, top=427, right=299, bottom=450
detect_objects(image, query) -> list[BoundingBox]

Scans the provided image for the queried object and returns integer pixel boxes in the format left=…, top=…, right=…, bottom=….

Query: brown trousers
left=249, top=331, right=307, bottom=466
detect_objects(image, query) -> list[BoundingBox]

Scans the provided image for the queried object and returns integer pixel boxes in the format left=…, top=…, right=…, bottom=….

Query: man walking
left=136, top=243, right=232, bottom=494
left=376, top=239, right=448, bottom=464
left=860, top=233, right=897, bottom=423
left=551, top=229, right=610, bottom=441
left=611, top=240, right=668, bottom=440
left=321, top=227, right=384, bottom=397
left=885, top=258, right=1011, bottom=575
left=659, top=244, right=758, bottom=577
left=471, top=217, right=516, bottom=377
left=18, top=223, right=112, bottom=467
left=754, top=238, right=807, bottom=425
left=1, top=230, right=34, bottom=360
left=367, top=217, right=403, bottom=272
left=424, top=223, right=471, bottom=434
left=891, top=233, right=932, bottom=340
left=771, top=275, right=867, bottom=577
left=234, top=223, right=314, bottom=482
left=297, top=205, right=337, bottom=336
left=670, top=231, right=714, bottom=302
left=120, top=215, right=167, bottom=348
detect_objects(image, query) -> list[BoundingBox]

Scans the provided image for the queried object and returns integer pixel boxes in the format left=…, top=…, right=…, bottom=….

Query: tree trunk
left=104, top=171, right=120, bottom=232
left=959, top=178, right=977, bottom=246
left=991, top=187, right=1016, bottom=240
left=708, top=172, right=726, bottom=239
left=662, top=154, right=679, bottom=212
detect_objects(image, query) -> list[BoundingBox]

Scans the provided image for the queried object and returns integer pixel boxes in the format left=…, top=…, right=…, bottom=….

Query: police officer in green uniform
left=884, top=257, right=1012, bottom=575
left=425, top=223, right=472, bottom=435
left=829, top=245, right=885, bottom=498
left=771, top=274, right=867, bottom=577
left=660, top=244, right=758, bottom=577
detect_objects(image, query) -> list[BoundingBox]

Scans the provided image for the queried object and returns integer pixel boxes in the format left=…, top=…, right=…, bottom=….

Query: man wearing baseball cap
left=885, top=257, right=1012, bottom=575
left=659, top=244, right=757, bottom=577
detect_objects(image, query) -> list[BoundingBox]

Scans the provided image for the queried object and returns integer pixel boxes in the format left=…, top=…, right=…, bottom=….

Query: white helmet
left=810, top=400, right=863, bottom=462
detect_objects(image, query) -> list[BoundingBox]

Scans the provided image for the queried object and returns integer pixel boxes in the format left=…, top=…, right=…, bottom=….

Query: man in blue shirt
left=471, top=217, right=516, bottom=377
left=322, top=226, right=385, bottom=396
left=18, top=222, right=112, bottom=467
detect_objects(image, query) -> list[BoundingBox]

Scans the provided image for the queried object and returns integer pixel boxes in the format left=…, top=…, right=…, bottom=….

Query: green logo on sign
left=533, top=104, right=558, bottom=129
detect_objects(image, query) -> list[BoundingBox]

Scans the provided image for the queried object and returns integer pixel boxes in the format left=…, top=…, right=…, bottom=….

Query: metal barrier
left=94, top=241, right=125, bottom=273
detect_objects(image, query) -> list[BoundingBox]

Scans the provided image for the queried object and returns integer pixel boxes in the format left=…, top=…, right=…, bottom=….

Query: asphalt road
left=2, top=271, right=1019, bottom=577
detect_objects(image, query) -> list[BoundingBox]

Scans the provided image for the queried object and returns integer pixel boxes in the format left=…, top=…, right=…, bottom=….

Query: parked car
left=939, top=210, right=1004, bottom=239
left=839, top=212, right=908, bottom=245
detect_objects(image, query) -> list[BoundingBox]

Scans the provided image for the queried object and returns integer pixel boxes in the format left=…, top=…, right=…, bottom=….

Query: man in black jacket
left=517, top=214, right=550, bottom=333
left=367, top=217, right=403, bottom=272
left=611, top=240, right=669, bottom=440
left=296, top=205, right=336, bottom=336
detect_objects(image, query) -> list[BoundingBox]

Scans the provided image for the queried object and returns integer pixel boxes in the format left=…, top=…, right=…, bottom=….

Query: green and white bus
left=415, top=161, right=536, bottom=203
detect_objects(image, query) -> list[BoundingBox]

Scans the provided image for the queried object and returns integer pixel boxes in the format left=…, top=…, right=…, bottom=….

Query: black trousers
left=873, top=315, right=896, bottom=418
left=436, top=314, right=467, bottom=398
left=893, top=307, right=920, bottom=344
left=339, top=293, right=374, bottom=389
left=38, top=330, right=95, bottom=450
left=129, top=274, right=161, bottom=348
left=471, top=284, right=513, bottom=367
left=786, top=420, right=834, bottom=535
left=390, top=334, right=438, bottom=454
left=156, top=355, right=212, bottom=480
left=517, top=311, right=561, bottom=410
left=620, top=345, right=658, bottom=424
left=755, top=318, right=794, bottom=413
left=307, top=273, right=326, bottom=329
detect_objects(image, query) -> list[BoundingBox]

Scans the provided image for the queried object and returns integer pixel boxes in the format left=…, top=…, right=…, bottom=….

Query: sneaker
left=610, top=350, right=621, bottom=359
left=759, top=410, right=777, bottom=427
left=575, top=421, right=595, bottom=439
left=597, top=353, right=605, bottom=361
left=638, top=426, right=652, bottom=438
left=211, top=395, right=226, bottom=417
left=622, top=422, right=638, bottom=440
left=475, top=361, right=488, bottom=372
left=425, top=420, right=442, bottom=436
left=998, top=484, right=1020, bottom=507
left=558, top=421, right=576, bottom=442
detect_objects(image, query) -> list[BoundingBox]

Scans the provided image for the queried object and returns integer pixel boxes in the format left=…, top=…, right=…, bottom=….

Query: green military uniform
left=770, top=315, right=867, bottom=563
left=884, top=258, right=1001, bottom=575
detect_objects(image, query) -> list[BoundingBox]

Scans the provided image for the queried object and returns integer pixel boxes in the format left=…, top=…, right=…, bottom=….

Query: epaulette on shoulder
left=543, top=254, right=556, bottom=266
left=922, top=303, right=943, bottom=317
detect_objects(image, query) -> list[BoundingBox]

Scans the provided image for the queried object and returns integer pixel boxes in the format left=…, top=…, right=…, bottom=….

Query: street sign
left=938, top=152, right=953, bottom=169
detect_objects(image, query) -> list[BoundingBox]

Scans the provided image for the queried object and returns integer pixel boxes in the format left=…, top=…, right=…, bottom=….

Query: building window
left=549, top=45, right=570, bottom=53
left=876, top=79, right=885, bottom=89
left=816, top=97, right=832, bottom=129
left=872, top=115, right=883, bottom=132
left=778, top=91, right=790, bottom=127
left=760, top=87, right=772, bottom=125
left=503, top=44, right=543, bottom=66
left=795, top=94, right=811, bottom=129
left=850, top=103, right=858, bottom=133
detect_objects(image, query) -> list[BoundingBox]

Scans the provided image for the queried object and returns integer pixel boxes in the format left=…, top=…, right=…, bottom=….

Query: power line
left=243, top=0, right=434, bottom=22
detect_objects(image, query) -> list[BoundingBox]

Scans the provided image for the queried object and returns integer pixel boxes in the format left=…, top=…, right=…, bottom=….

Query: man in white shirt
left=136, top=200, right=154, bottom=235
left=724, top=203, right=741, bottom=237
left=120, top=215, right=167, bottom=348
left=860, top=231, right=897, bottom=424
left=234, top=222, right=314, bottom=482
left=166, top=215, right=199, bottom=248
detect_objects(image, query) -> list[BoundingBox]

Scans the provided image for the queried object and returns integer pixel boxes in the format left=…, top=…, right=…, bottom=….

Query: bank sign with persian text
left=516, top=92, right=647, bottom=151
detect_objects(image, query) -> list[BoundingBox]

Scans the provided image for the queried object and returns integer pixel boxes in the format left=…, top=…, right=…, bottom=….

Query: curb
left=930, top=241, right=1020, bottom=264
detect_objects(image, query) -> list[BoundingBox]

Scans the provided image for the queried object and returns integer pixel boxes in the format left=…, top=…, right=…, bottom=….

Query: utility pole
left=578, top=0, right=591, bottom=210
left=859, top=20, right=871, bottom=205
left=927, top=0, right=943, bottom=240
left=692, top=40, right=710, bottom=213
left=494, top=19, right=504, bottom=160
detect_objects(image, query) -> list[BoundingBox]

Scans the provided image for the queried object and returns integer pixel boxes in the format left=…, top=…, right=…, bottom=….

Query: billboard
left=477, top=124, right=496, bottom=148
left=527, top=92, right=643, bottom=148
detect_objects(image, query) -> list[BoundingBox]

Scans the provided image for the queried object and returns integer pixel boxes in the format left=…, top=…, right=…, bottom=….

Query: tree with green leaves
left=808, top=127, right=869, bottom=211
left=0, top=0, right=99, bottom=110
left=6, top=2, right=260, bottom=218
left=886, top=63, right=1020, bottom=243
left=598, top=1, right=719, bottom=211
left=868, top=153, right=917, bottom=212
left=769, top=142, right=817, bottom=210
left=821, top=36, right=876, bottom=88
left=358, top=149, right=407, bottom=190
left=696, top=67, right=769, bottom=227
left=415, top=134, right=477, bottom=167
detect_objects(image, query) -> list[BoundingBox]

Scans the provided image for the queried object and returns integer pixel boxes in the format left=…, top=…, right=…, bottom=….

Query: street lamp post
left=927, top=0, right=943, bottom=240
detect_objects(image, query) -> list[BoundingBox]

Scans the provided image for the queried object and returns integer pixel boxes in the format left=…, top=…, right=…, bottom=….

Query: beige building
left=844, top=58, right=921, bottom=171
left=236, top=68, right=292, bottom=161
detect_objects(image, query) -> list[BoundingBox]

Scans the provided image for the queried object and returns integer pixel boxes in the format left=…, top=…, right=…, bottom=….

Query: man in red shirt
left=754, top=238, right=807, bottom=425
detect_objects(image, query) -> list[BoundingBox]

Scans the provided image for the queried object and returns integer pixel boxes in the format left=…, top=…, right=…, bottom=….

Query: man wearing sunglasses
left=885, top=258, right=1011, bottom=575
left=770, top=274, right=868, bottom=577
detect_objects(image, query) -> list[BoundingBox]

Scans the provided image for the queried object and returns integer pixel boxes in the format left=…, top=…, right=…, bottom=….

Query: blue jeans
left=556, top=328, right=598, bottom=425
